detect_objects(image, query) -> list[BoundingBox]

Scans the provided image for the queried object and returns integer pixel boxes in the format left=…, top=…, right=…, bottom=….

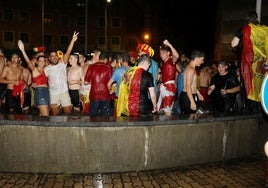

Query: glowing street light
left=144, top=33, right=150, bottom=44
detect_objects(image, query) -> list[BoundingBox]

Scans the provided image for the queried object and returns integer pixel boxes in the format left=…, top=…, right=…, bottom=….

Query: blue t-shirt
left=111, top=66, right=130, bottom=97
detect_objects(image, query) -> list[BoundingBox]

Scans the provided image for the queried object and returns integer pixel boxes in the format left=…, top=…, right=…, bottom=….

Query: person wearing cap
left=208, top=61, right=240, bottom=116
left=157, top=39, right=179, bottom=115
left=136, top=43, right=159, bottom=97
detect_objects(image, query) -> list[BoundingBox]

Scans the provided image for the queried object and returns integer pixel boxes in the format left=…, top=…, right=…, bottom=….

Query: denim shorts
left=35, top=87, right=50, bottom=106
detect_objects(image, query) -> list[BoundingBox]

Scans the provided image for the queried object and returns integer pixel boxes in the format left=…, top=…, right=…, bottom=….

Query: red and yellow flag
left=241, top=23, right=268, bottom=102
left=116, top=66, right=143, bottom=117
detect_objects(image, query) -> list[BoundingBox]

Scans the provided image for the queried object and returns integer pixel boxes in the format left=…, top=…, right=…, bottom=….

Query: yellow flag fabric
left=116, top=66, right=138, bottom=117
left=242, top=24, right=268, bottom=102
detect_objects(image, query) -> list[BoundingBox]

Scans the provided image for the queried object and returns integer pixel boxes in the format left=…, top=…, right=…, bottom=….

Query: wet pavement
left=0, top=154, right=266, bottom=188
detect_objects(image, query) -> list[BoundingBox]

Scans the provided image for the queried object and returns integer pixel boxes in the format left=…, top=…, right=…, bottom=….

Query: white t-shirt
left=44, top=62, right=68, bottom=94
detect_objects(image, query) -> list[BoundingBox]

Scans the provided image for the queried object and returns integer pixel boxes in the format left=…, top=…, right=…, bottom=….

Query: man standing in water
left=179, top=50, right=205, bottom=114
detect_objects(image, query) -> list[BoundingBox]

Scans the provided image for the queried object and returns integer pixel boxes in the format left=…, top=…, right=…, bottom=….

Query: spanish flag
left=241, top=23, right=268, bottom=102
left=116, top=66, right=143, bottom=117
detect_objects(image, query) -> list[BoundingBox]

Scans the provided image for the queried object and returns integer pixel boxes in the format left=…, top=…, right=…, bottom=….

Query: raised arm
left=17, top=40, right=35, bottom=71
left=63, top=31, right=79, bottom=64
left=163, top=39, right=179, bottom=63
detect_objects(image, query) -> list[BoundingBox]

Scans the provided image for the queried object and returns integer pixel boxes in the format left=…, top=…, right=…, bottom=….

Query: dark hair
left=71, top=53, right=79, bottom=64
left=245, top=11, right=259, bottom=25
left=159, top=45, right=172, bottom=53
left=36, top=55, right=46, bottom=61
left=190, top=50, right=205, bottom=60
left=119, top=52, right=130, bottom=63
left=0, top=46, right=5, bottom=54
left=99, top=52, right=108, bottom=60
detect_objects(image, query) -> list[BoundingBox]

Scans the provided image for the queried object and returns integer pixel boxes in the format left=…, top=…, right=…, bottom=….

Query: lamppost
left=41, top=0, right=44, bottom=46
left=105, top=0, right=111, bottom=51
left=77, top=1, right=88, bottom=54
left=85, top=0, right=88, bottom=54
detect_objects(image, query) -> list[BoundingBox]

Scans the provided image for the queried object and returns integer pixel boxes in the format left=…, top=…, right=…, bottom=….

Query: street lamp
left=144, top=33, right=150, bottom=44
left=105, top=0, right=111, bottom=51
left=85, top=0, right=88, bottom=54
left=41, top=0, right=44, bottom=45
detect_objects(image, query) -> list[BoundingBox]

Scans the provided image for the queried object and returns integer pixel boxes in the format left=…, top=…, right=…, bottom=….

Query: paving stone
left=0, top=155, right=265, bottom=188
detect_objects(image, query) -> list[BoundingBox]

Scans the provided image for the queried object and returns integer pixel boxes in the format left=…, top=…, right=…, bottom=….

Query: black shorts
left=69, top=89, right=82, bottom=108
left=179, top=91, right=197, bottom=114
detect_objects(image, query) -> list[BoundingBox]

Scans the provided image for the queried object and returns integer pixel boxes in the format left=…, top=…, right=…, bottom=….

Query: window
left=3, top=31, right=14, bottom=42
left=44, top=14, right=53, bottom=24
left=98, top=36, right=105, bottom=45
left=77, top=16, right=85, bottom=26
left=19, top=11, right=29, bottom=23
left=59, top=15, right=69, bottom=25
left=20, top=33, right=29, bottom=43
left=111, top=17, right=120, bottom=28
left=111, top=36, right=120, bottom=45
left=3, top=9, right=13, bottom=20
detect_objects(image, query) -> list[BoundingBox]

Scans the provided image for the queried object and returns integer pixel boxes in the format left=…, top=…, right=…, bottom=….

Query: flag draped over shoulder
left=241, top=23, right=268, bottom=102
left=116, top=66, right=143, bottom=117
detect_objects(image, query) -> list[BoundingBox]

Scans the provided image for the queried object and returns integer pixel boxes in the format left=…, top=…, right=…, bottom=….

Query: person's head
left=159, top=45, right=172, bottom=62
left=78, top=53, right=86, bottom=65
left=36, top=55, right=46, bottom=69
left=10, top=52, right=20, bottom=64
left=99, top=52, right=108, bottom=63
left=90, top=49, right=101, bottom=64
left=245, top=11, right=259, bottom=25
left=129, top=51, right=138, bottom=65
left=190, top=50, right=205, bottom=67
left=69, top=53, right=79, bottom=66
left=48, top=51, right=59, bottom=65
left=217, top=61, right=229, bottom=75
left=117, top=52, right=130, bottom=67
left=137, top=54, right=151, bottom=71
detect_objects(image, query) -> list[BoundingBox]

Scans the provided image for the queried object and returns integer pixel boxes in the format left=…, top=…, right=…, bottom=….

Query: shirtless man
left=19, top=60, right=32, bottom=113
left=179, top=50, right=205, bottom=114
left=68, top=53, right=84, bottom=113
left=198, top=64, right=211, bottom=103
left=0, top=53, right=24, bottom=113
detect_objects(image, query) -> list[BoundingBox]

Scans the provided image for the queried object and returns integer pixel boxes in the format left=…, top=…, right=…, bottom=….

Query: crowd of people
left=0, top=10, right=266, bottom=118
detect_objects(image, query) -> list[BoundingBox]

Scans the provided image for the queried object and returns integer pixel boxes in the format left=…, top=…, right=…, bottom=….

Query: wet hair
left=159, top=45, right=172, bottom=53
left=119, top=52, right=130, bottom=63
left=99, top=52, right=108, bottom=60
left=245, top=11, right=259, bottom=25
left=36, top=55, right=46, bottom=61
left=190, top=50, right=205, bottom=60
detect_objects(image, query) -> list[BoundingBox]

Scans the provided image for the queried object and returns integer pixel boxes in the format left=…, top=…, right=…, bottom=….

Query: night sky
left=160, top=0, right=220, bottom=59
left=127, top=0, right=220, bottom=60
